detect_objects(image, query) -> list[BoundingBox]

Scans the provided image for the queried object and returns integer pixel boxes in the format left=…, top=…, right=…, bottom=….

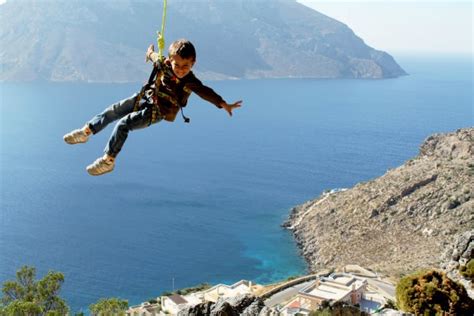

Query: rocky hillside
left=284, top=128, right=473, bottom=277
left=0, top=0, right=406, bottom=82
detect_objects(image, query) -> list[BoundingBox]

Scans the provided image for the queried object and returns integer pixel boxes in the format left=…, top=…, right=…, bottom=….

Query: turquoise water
left=0, top=55, right=472, bottom=312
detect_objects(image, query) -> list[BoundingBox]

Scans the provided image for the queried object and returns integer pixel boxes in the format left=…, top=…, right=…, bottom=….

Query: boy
left=64, top=39, right=242, bottom=176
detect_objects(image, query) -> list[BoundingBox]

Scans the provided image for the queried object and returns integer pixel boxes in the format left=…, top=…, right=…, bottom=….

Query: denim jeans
left=87, top=93, right=163, bottom=158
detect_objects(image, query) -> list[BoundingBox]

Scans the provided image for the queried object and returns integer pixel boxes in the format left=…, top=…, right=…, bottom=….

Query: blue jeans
left=87, top=93, right=163, bottom=158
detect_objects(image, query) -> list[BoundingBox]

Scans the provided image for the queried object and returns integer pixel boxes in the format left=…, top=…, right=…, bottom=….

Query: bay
left=0, top=55, right=472, bottom=312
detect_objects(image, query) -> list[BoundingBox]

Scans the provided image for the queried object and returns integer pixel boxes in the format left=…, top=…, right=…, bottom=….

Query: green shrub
left=161, top=283, right=212, bottom=297
left=89, top=297, right=128, bottom=316
left=384, top=299, right=396, bottom=309
left=459, top=259, right=474, bottom=282
left=310, top=301, right=367, bottom=316
left=285, top=275, right=301, bottom=282
left=176, top=283, right=211, bottom=295
left=1, top=265, right=69, bottom=315
left=396, top=269, right=473, bottom=315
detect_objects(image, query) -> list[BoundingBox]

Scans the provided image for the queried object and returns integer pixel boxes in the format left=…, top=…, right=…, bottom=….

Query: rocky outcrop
left=285, top=128, right=474, bottom=277
left=441, top=230, right=473, bottom=297
left=178, top=294, right=266, bottom=316
left=0, top=0, right=406, bottom=82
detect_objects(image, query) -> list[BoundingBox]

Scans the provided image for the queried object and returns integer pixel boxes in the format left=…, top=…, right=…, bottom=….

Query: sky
left=1, top=0, right=471, bottom=54
left=298, top=0, right=472, bottom=54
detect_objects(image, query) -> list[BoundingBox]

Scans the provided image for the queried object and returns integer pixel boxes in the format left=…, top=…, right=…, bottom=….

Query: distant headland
left=0, top=0, right=407, bottom=82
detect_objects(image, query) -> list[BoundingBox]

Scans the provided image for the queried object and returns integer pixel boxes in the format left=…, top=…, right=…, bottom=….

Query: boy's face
left=169, top=55, right=195, bottom=79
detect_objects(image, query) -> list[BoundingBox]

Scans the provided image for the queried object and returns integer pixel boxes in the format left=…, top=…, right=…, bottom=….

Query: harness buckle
left=145, top=89, right=154, bottom=99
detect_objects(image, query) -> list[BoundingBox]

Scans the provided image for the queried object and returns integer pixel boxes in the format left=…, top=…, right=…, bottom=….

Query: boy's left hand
left=145, top=44, right=155, bottom=62
left=220, top=101, right=242, bottom=117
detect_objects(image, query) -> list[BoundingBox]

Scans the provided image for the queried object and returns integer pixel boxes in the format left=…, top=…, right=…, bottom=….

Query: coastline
left=283, top=128, right=474, bottom=278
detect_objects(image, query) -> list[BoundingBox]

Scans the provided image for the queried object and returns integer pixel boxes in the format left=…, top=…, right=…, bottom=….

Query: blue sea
left=0, top=55, right=472, bottom=312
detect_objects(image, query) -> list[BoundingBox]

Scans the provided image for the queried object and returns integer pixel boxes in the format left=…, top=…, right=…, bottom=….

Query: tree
left=1, top=300, right=43, bottom=316
left=1, top=266, right=69, bottom=315
left=459, top=259, right=474, bottom=282
left=383, top=299, right=396, bottom=310
left=396, top=269, right=474, bottom=315
left=309, top=301, right=368, bottom=316
left=2, top=266, right=36, bottom=303
left=89, top=297, right=128, bottom=316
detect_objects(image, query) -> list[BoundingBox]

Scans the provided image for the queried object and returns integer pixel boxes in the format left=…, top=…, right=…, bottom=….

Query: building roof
left=144, top=305, right=159, bottom=312
left=204, top=279, right=252, bottom=295
left=232, top=280, right=251, bottom=288
left=333, top=276, right=355, bottom=286
left=301, top=274, right=366, bottom=301
left=169, top=294, right=188, bottom=305
left=307, top=284, right=349, bottom=301
left=288, top=300, right=301, bottom=308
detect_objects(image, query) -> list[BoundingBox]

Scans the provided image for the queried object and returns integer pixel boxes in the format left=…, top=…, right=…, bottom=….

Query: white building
left=127, top=301, right=160, bottom=316
left=161, top=294, right=188, bottom=315
left=199, top=280, right=254, bottom=302
left=138, top=280, right=256, bottom=315
left=280, top=273, right=368, bottom=315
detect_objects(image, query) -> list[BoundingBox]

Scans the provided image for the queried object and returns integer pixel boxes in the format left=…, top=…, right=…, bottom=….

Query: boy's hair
left=168, top=39, right=196, bottom=61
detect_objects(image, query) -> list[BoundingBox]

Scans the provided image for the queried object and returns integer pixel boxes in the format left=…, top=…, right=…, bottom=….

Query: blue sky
left=298, top=0, right=472, bottom=54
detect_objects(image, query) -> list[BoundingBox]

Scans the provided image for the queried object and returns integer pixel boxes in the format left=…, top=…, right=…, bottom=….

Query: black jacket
left=148, top=56, right=225, bottom=122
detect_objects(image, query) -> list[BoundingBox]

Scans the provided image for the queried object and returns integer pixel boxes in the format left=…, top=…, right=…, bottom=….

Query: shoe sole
left=86, top=162, right=115, bottom=176
left=86, top=166, right=114, bottom=176
left=64, top=137, right=88, bottom=144
left=63, top=130, right=89, bottom=144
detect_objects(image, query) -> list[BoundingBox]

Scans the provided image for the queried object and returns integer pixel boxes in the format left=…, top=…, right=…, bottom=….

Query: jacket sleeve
left=185, top=73, right=225, bottom=108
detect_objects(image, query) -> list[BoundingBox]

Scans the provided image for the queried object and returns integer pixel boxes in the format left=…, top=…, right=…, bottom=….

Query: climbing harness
left=132, top=65, right=162, bottom=124
left=134, top=0, right=190, bottom=124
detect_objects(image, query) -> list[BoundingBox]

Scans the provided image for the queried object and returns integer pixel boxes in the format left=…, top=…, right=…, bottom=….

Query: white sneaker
left=63, top=128, right=90, bottom=144
left=86, top=157, right=115, bottom=176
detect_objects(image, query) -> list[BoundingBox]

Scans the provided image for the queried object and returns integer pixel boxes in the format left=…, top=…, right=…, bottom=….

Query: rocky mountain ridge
left=284, top=128, right=473, bottom=278
left=0, top=0, right=406, bottom=82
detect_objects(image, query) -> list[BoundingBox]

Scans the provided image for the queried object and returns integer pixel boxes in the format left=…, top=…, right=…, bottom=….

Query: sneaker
left=63, top=128, right=90, bottom=144
left=86, top=157, right=115, bottom=176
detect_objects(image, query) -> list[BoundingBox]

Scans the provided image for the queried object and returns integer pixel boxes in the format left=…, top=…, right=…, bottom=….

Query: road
left=367, top=278, right=396, bottom=300
left=263, top=272, right=396, bottom=309
left=264, top=280, right=314, bottom=308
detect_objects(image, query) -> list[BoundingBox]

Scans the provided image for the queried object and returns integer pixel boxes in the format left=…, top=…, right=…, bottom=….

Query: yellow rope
left=157, top=0, right=167, bottom=59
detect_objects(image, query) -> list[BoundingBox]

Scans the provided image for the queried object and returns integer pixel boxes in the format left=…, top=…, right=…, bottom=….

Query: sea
left=0, top=55, right=472, bottom=313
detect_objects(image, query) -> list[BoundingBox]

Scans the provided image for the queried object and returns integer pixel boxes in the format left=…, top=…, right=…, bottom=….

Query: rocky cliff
left=0, top=0, right=406, bottom=82
left=284, top=128, right=473, bottom=278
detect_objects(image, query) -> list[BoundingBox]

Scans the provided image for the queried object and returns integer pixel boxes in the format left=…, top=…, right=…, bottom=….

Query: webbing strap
left=133, top=64, right=160, bottom=112
left=132, top=90, right=162, bottom=124
left=156, top=91, right=178, bottom=107
left=151, top=105, right=161, bottom=124
left=133, top=89, right=146, bottom=112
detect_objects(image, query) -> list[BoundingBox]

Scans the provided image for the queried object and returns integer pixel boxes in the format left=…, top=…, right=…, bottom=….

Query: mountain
left=284, top=128, right=473, bottom=278
left=0, top=0, right=406, bottom=82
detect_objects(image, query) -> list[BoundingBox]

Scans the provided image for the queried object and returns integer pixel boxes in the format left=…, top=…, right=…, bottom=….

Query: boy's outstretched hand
left=220, top=101, right=242, bottom=117
left=145, top=44, right=155, bottom=62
